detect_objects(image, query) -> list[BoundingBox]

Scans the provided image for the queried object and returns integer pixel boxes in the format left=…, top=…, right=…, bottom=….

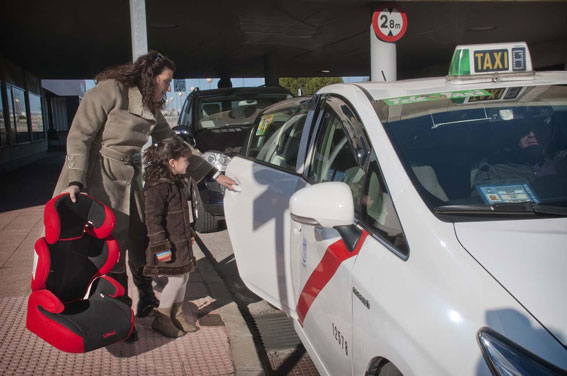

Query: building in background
left=42, top=80, right=85, bottom=151
left=0, top=52, right=86, bottom=173
left=0, top=55, right=48, bottom=174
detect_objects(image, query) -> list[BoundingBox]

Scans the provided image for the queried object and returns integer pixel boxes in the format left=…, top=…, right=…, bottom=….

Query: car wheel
left=376, top=362, right=402, bottom=376
left=191, top=181, right=219, bottom=233
left=367, top=358, right=403, bottom=376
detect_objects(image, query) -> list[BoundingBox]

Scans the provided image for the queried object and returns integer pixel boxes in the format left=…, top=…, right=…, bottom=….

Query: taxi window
left=374, top=85, right=567, bottom=217
left=361, top=159, right=408, bottom=257
left=248, top=103, right=308, bottom=172
left=308, top=102, right=365, bottom=212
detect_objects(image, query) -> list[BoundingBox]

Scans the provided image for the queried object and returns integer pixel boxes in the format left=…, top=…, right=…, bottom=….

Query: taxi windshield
left=374, top=85, right=567, bottom=216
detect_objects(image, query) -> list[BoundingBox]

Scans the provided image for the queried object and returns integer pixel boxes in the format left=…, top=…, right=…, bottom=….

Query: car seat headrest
left=44, top=193, right=115, bottom=244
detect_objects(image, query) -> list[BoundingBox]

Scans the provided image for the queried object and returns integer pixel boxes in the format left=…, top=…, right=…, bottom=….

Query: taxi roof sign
left=447, top=42, right=534, bottom=83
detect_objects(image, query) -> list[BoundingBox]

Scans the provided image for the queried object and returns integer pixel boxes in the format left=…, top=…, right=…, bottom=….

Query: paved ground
left=0, top=152, right=262, bottom=376
left=197, top=231, right=319, bottom=376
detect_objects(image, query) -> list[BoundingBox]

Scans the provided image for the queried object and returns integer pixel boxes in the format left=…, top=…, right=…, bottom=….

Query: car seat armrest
left=28, top=290, right=64, bottom=313
left=89, top=275, right=125, bottom=299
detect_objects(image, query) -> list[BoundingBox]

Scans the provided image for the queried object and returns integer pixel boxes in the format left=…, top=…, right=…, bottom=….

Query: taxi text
left=384, top=89, right=491, bottom=106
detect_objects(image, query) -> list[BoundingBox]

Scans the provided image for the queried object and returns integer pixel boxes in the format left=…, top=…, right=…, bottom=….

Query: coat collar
left=145, top=176, right=186, bottom=188
left=128, top=86, right=156, bottom=121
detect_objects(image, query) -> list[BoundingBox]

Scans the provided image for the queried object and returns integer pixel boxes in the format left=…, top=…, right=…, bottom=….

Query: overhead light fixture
left=467, top=25, right=497, bottom=32
left=150, top=22, right=178, bottom=29
left=321, top=69, right=331, bottom=73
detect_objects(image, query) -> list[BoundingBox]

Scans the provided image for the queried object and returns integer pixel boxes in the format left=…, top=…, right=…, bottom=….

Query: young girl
left=143, top=137, right=197, bottom=338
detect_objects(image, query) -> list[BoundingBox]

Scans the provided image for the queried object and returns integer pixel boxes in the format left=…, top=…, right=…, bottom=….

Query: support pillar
left=130, top=0, right=148, bottom=61
left=370, top=25, right=396, bottom=82
left=218, top=72, right=232, bottom=88
left=264, top=54, right=279, bottom=87
left=131, top=0, right=150, bottom=170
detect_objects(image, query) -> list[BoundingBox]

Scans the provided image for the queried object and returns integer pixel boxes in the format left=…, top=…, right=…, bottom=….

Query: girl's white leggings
left=158, top=272, right=190, bottom=309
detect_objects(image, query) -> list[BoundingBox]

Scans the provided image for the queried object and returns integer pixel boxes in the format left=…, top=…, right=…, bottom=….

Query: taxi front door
left=291, top=98, right=370, bottom=375
left=225, top=156, right=305, bottom=315
left=223, top=99, right=316, bottom=318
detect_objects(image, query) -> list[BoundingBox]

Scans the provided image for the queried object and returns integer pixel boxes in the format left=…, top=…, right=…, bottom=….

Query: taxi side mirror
left=290, top=182, right=354, bottom=227
left=290, top=182, right=361, bottom=252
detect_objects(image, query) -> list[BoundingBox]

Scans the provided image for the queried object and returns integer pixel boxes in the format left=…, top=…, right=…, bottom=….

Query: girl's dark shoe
left=171, top=302, right=198, bottom=332
left=152, top=309, right=184, bottom=338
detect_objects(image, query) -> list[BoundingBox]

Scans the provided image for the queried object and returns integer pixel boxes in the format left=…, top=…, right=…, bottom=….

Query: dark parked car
left=173, top=86, right=292, bottom=232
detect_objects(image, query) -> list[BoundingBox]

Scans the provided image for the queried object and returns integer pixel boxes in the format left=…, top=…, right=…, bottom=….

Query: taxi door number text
left=332, top=322, right=349, bottom=356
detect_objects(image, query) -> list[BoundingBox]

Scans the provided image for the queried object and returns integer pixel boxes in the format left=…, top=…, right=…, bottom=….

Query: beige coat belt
left=91, top=143, right=142, bottom=166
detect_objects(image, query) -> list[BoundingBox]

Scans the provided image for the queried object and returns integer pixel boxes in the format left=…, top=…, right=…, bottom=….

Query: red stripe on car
left=296, top=230, right=368, bottom=326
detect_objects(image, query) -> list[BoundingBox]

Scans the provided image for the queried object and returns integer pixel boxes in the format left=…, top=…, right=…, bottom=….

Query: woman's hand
left=61, top=185, right=81, bottom=203
left=216, top=174, right=238, bottom=191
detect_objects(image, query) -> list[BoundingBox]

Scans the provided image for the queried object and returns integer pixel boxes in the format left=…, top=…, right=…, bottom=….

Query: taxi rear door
left=223, top=98, right=315, bottom=316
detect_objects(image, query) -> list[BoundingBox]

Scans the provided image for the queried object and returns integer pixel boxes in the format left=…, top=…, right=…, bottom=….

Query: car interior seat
left=366, top=171, right=403, bottom=237
left=256, top=114, right=306, bottom=168
left=202, top=103, right=221, bottom=117
left=411, top=165, right=449, bottom=202
left=230, top=100, right=258, bottom=119
left=26, top=193, right=134, bottom=353
left=271, top=113, right=307, bottom=169
left=470, top=161, right=485, bottom=188
left=256, top=121, right=286, bottom=163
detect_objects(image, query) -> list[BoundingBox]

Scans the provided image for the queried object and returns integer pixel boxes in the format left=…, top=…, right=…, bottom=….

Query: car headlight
left=204, top=151, right=232, bottom=172
left=478, top=328, right=565, bottom=376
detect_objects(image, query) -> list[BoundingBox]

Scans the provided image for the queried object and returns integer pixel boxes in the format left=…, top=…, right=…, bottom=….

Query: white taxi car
left=223, top=43, right=567, bottom=376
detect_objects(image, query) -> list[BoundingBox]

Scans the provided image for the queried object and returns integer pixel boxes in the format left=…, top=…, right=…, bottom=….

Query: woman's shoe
left=137, top=292, right=159, bottom=318
left=172, top=302, right=198, bottom=332
left=124, top=326, right=138, bottom=343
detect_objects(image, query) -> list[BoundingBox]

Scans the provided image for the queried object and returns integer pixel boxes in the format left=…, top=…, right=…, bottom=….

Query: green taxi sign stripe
left=449, top=49, right=470, bottom=77
left=384, top=89, right=491, bottom=106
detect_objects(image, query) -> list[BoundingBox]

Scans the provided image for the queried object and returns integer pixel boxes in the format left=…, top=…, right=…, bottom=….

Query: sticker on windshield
left=384, top=89, right=491, bottom=106
left=256, top=114, right=274, bottom=136
left=476, top=183, right=540, bottom=204
left=200, top=120, right=216, bottom=129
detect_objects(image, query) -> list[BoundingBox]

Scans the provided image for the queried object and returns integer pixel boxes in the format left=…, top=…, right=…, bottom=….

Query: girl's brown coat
left=143, top=177, right=196, bottom=276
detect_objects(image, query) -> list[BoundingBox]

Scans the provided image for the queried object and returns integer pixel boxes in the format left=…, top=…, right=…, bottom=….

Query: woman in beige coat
left=55, top=51, right=236, bottom=342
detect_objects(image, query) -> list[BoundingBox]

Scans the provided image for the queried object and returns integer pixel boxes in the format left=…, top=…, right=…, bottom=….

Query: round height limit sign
left=372, top=5, right=407, bottom=43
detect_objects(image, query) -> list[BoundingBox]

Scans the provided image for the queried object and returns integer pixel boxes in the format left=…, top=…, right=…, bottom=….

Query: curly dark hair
left=95, top=50, right=176, bottom=113
left=143, top=137, right=191, bottom=184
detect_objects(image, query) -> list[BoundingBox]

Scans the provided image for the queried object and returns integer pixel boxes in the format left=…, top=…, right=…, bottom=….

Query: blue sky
left=85, top=76, right=369, bottom=112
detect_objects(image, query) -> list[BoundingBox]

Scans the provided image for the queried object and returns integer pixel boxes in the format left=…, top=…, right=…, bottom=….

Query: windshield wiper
left=434, top=203, right=567, bottom=216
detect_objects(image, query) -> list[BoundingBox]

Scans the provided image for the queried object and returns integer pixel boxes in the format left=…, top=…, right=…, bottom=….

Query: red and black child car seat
left=26, top=193, right=134, bottom=353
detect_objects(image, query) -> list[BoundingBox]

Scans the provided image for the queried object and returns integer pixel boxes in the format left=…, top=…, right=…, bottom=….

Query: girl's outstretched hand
left=216, top=174, right=238, bottom=191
